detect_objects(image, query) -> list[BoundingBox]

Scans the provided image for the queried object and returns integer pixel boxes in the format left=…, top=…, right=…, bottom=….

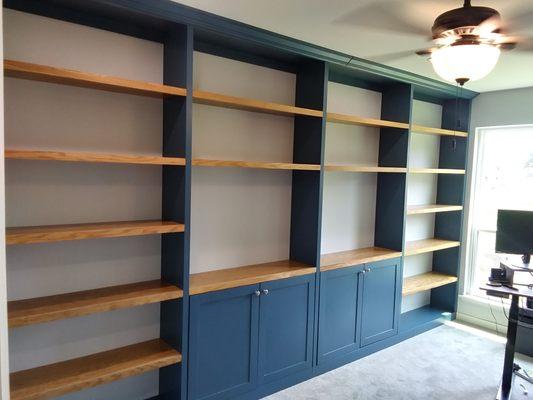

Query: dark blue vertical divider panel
left=258, top=274, right=316, bottom=384
left=189, top=286, right=261, bottom=400
left=318, top=265, right=363, bottom=364
left=160, top=25, right=193, bottom=400
left=360, top=258, right=402, bottom=346
left=432, top=98, right=472, bottom=313
left=375, top=84, right=412, bottom=252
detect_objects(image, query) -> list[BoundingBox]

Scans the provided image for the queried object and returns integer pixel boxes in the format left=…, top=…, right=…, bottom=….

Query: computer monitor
left=496, top=209, right=533, bottom=265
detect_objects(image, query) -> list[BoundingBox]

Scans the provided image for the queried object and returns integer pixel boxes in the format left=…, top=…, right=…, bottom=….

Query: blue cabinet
left=360, top=258, right=402, bottom=347
left=317, top=265, right=364, bottom=364
left=188, top=274, right=316, bottom=400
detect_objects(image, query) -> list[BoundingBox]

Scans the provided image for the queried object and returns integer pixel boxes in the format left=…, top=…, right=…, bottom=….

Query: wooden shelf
left=411, top=124, right=468, bottom=137
left=8, top=280, right=183, bottom=327
left=193, top=89, right=323, bottom=118
left=407, top=204, right=463, bottom=215
left=4, top=60, right=187, bottom=98
left=189, top=260, right=315, bottom=295
left=327, top=112, right=409, bottom=130
left=408, top=168, right=465, bottom=174
left=10, top=339, right=181, bottom=400
left=324, top=164, right=407, bottom=173
left=192, top=159, right=320, bottom=171
left=405, top=238, right=460, bottom=256
left=321, top=247, right=402, bottom=272
left=6, top=149, right=186, bottom=166
left=6, top=220, right=185, bottom=245
left=402, top=272, right=458, bottom=296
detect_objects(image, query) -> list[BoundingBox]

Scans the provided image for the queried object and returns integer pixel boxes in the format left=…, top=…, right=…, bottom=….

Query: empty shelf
left=407, top=204, right=463, bottom=215
left=408, top=168, right=465, bottom=174
left=192, top=159, right=320, bottom=171
left=190, top=260, right=315, bottom=295
left=5, top=60, right=187, bottom=98
left=411, top=124, right=468, bottom=137
left=10, top=339, right=181, bottom=400
left=324, top=164, right=407, bottom=173
left=9, top=280, right=183, bottom=327
left=6, top=149, right=186, bottom=166
left=405, top=238, right=460, bottom=256
left=6, top=220, right=185, bottom=245
left=193, top=89, right=323, bottom=117
left=402, top=272, right=458, bottom=296
left=321, top=247, right=402, bottom=272
left=399, top=306, right=452, bottom=334
left=327, top=112, right=409, bottom=129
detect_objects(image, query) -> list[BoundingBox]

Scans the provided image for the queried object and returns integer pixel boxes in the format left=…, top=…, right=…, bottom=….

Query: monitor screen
left=495, top=209, right=533, bottom=256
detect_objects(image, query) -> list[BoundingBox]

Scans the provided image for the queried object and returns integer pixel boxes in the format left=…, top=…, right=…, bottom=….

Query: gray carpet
left=265, top=324, right=533, bottom=400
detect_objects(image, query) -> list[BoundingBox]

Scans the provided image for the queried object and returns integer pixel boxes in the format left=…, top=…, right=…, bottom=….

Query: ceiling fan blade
left=496, top=36, right=533, bottom=52
left=370, top=49, right=431, bottom=63
left=499, top=8, right=533, bottom=33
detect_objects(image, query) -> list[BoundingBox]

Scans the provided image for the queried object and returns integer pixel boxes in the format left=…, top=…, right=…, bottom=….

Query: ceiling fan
left=347, top=0, right=533, bottom=85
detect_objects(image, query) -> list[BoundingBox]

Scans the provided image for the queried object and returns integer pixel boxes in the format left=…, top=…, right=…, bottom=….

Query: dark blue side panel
left=317, top=265, right=363, bottom=364
left=360, top=258, right=402, bottom=347
left=258, top=275, right=315, bottom=384
left=188, top=285, right=260, bottom=400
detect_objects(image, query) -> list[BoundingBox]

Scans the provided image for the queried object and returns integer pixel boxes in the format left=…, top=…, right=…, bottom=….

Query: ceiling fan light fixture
left=430, top=43, right=500, bottom=83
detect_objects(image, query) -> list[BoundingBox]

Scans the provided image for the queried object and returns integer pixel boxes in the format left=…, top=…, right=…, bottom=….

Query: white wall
left=4, top=9, right=165, bottom=399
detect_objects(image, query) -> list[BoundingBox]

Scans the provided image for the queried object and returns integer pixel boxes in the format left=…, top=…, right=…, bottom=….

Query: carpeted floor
left=265, top=323, right=533, bottom=400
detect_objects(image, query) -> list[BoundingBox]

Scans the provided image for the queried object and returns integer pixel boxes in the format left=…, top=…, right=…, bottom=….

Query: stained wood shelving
left=324, top=164, right=407, bottom=173
left=321, top=247, right=402, bottom=272
left=326, top=112, right=409, bottom=130
left=407, top=204, right=463, bottom=215
left=402, top=272, right=458, bottom=296
left=189, top=260, right=315, bottom=295
left=8, top=280, right=183, bottom=327
left=6, top=149, right=186, bottom=166
left=10, top=339, right=181, bottom=400
left=192, top=159, right=320, bottom=171
left=192, top=89, right=323, bottom=118
left=4, top=59, right=187, bottom=98
left=408, top=168, right=465, bottom=174
left=411, top=124, right=468, bottom=137
left=6, top=220, right=185, bottom=245
left=405, top=238, right=461, bottom=256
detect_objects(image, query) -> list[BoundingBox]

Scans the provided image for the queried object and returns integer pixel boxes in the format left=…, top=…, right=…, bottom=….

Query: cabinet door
left=189, top=285, right=260, bottom=400
left=317, top=265, right=363, bottom=364
left=257, top=274, right=315, bottom=384
left=360, top=258, right=402, bottom=347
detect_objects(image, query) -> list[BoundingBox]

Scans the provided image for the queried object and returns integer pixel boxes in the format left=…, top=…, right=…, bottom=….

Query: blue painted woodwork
left=258, top=275, right=316, bottom=384
left=189, top=285, right=260, bottom=400
left=360, top=259, right=402, bottom=347
left=317, top=265, right=364, bottom=364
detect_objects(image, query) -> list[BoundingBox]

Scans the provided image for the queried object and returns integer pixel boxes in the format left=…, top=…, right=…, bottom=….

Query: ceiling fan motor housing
left=432, top=4, right=500, bottom=39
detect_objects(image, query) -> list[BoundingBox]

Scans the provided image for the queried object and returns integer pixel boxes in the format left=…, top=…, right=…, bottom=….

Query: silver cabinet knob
left=262, top=289, right=269, bottom=295
left=254, top=290, right=261, bottom=297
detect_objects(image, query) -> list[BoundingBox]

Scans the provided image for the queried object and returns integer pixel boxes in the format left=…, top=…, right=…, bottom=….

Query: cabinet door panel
left=317, top=265, right=363, bottom=364
left=360, top=258, right=402, bottom=347
left=189, top=285, right=260, bottom=400
left=258, top=274, right=315, bottom=384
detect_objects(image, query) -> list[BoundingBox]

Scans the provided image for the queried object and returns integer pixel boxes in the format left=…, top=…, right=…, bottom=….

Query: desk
left=480, top=284, right=533, bottom=400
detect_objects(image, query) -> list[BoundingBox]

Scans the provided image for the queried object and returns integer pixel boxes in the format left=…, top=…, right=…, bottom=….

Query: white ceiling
left=173, top=0, right=533, bottom=93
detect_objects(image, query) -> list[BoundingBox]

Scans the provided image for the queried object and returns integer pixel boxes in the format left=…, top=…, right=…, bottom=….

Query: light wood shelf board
left=321, top=247, right=402, bottom=272
left=10, top=339, right=181, bottom=400
left=189, top=260, right=315, bottom=295
left=324, top=164, right=407, bottom=173
left=4, top=60, right=187, bottom=98
left=192, top=159, right=320, bottom=171
left=192, top=89, right=323, bottom=117
left=8, top=280, right=183, bottom=327
left=6, top=220, right=185, bottom=245
left=405, top=238, right=460, bottom=256
left=411, top=124, right=468, bottom=137
left=327, top=112, right=409, bottom=129
left=402, top=272, right=458, bottom=296
left=407, top=204, right=463, bottom=215
left=408, top=168, right=465, bottom=174
left=6, top=149, right=186, bottom=166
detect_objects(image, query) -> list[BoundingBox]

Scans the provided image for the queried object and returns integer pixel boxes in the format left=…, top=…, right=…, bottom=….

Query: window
left=466, top=125, right=533, bottom=298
